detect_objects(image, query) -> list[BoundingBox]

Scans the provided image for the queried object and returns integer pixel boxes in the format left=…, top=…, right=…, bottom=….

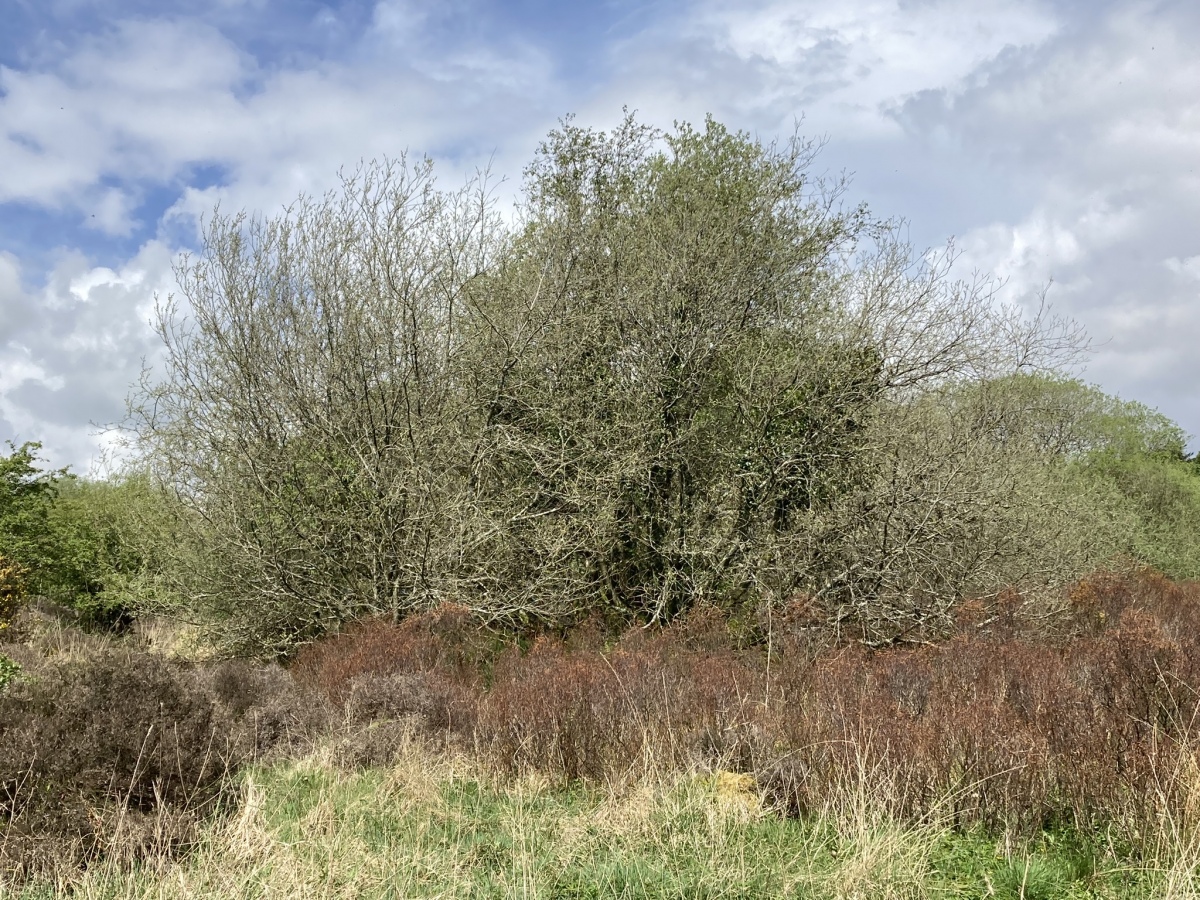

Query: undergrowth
left=0, top=606, right=327, bottom=884
left=8, top=568, right=1200, bottom=896
left=3, top=742, right=1189, bottom=899
left=291, top=568, right=1200, bottom=840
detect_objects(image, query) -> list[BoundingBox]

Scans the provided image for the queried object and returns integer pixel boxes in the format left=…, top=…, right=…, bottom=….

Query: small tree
left=129, top=159, right=502, bottom=651
left=0, top=443, right=62, bottom=580
left=1035, top=378, right=1200, bottom=580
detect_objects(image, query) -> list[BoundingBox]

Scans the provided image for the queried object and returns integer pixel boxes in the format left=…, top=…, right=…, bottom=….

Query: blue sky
left=2, top=0, right=1198, bottom=470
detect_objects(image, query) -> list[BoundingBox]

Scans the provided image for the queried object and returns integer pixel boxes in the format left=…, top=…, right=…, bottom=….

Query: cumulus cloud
left=573, top=0, right=1058, bottom=141
left=0, top=13, right=560, bottom=233
left=906, top=2, right=1200, bottom=438
left=0, top=242, right=174, bottom=473
left=0, top=21, right=250, bottom=208
left=0, top=8, right=569, bottom=469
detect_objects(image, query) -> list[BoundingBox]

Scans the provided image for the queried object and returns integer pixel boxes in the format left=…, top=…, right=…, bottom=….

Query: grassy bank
left=10, top=735, right=1198, bottom=900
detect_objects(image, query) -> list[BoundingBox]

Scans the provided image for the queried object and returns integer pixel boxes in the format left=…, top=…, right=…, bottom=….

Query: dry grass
left=11, top=570, right=1200, bottom=896
left=131, top=616, right=216, bottom=662
left=5, top=727, right=953, bottom=900
left=11, top=723, right=1199, bottom=899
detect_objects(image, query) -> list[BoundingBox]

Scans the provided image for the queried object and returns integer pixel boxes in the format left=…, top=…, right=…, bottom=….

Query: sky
left=1, top=0, right=1197, bottom=472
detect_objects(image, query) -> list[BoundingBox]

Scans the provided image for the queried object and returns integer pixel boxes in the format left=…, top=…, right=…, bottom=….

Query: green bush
left=0, top=442, right=179, bottom=630
left=1083, top=451, right=1200, bottom=579
left=1009, top=375, right=1200, bottom=580
left=39, top=475, right=168, bottom=629
left=0, top=653, right=20, bottom=690
left=952, top=374, right=1200, bottom=582
left=0, top=443, right=61, bottom=592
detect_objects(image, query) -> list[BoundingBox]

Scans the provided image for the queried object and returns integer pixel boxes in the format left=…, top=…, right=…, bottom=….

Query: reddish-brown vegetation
left=292, top=570, right=1200, bottom=837
left=10, top=568, right=1196, bottom=883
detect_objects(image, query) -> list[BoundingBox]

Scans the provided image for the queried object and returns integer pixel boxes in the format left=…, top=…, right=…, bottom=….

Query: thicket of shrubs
left=0, top=442, right=177, bottom=633
left=3, top=116, right=1199, bottom=657
left=287, top=568, right=1200, bottom=841
left=120, top=113, right=1200, bottom=653
left=4, top=564, right=1200, bottom=883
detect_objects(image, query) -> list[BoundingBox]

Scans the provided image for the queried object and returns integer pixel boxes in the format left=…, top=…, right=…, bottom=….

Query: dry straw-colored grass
left=12, top=570, right=1200, bottom=897
left=10, top=721, right=1200, bottom=899
left=0, top=719, right=945, bottom=899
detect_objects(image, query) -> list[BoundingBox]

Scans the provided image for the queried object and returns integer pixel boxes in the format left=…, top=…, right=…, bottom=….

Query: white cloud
left=901, top=4, right=1200, bottom=438
left=83, top=186, right=139, bottom=235
left=958, top=199, right=1141, bottom=297
left=578, top=0, right=1058, bottom=143
left=0, top=22, right=251, bottom=209
left=1165, top=255, right=1200, bottom=281
left=0, top=9, right=569, bottom=468
left=0, top=16, right=557, bottom=227
left=0, top=241, right=175, bottom=472
left=707, top=0, right=1058, bottom=130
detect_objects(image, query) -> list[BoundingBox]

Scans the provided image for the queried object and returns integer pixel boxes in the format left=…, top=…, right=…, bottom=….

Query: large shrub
left=130, top=114, right=1109, bottom=650
left=0, top=634, right=320, bottom=882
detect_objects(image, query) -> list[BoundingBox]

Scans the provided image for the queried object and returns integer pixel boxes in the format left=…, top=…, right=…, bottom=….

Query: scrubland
left=6, top=113, right=1200, bottom=896
left=5, top=568, right=1200, bottom=898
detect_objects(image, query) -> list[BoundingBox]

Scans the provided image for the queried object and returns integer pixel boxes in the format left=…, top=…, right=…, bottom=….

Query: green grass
left=6, top=737, right=1197, bottom=899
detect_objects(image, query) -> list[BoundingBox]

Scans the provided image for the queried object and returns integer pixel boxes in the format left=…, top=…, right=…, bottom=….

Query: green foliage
left=130, top=155, right=497, bottom=653
left=0, top=554, right=27, bottom=634
left=936, top=373, right=1200, bottom=582
left=1010, top=373, right=1187, bottom=460
left=41, top=474, right=181, bottom=628
left=0, top=652, right=21, bottom=690
left=466, top=116, right=883, bottom=622
left=0, top=443, right=64, bottom=590
left=1067, top=384, right=1200, bottom=579
left=128, top=113, right=1145, bottom=649
left=0, top=442, right=175, bottom=628
left=1083, top=450, right=1200, bottom=579
left=976, top=374, right=1200, bottom=580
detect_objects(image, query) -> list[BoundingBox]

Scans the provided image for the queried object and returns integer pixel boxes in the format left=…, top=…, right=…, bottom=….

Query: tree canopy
left=119, top=114, right=1195, bottom=653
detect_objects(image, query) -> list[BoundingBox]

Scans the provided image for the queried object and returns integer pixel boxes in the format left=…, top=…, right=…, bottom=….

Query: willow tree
left=132, top=114, right=1101, bottom=651
left=454, top=115, right=1096, bottom=634
left=130, top=160, right=503, bottom=651
left=455, top=117, right=883, bottom=623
